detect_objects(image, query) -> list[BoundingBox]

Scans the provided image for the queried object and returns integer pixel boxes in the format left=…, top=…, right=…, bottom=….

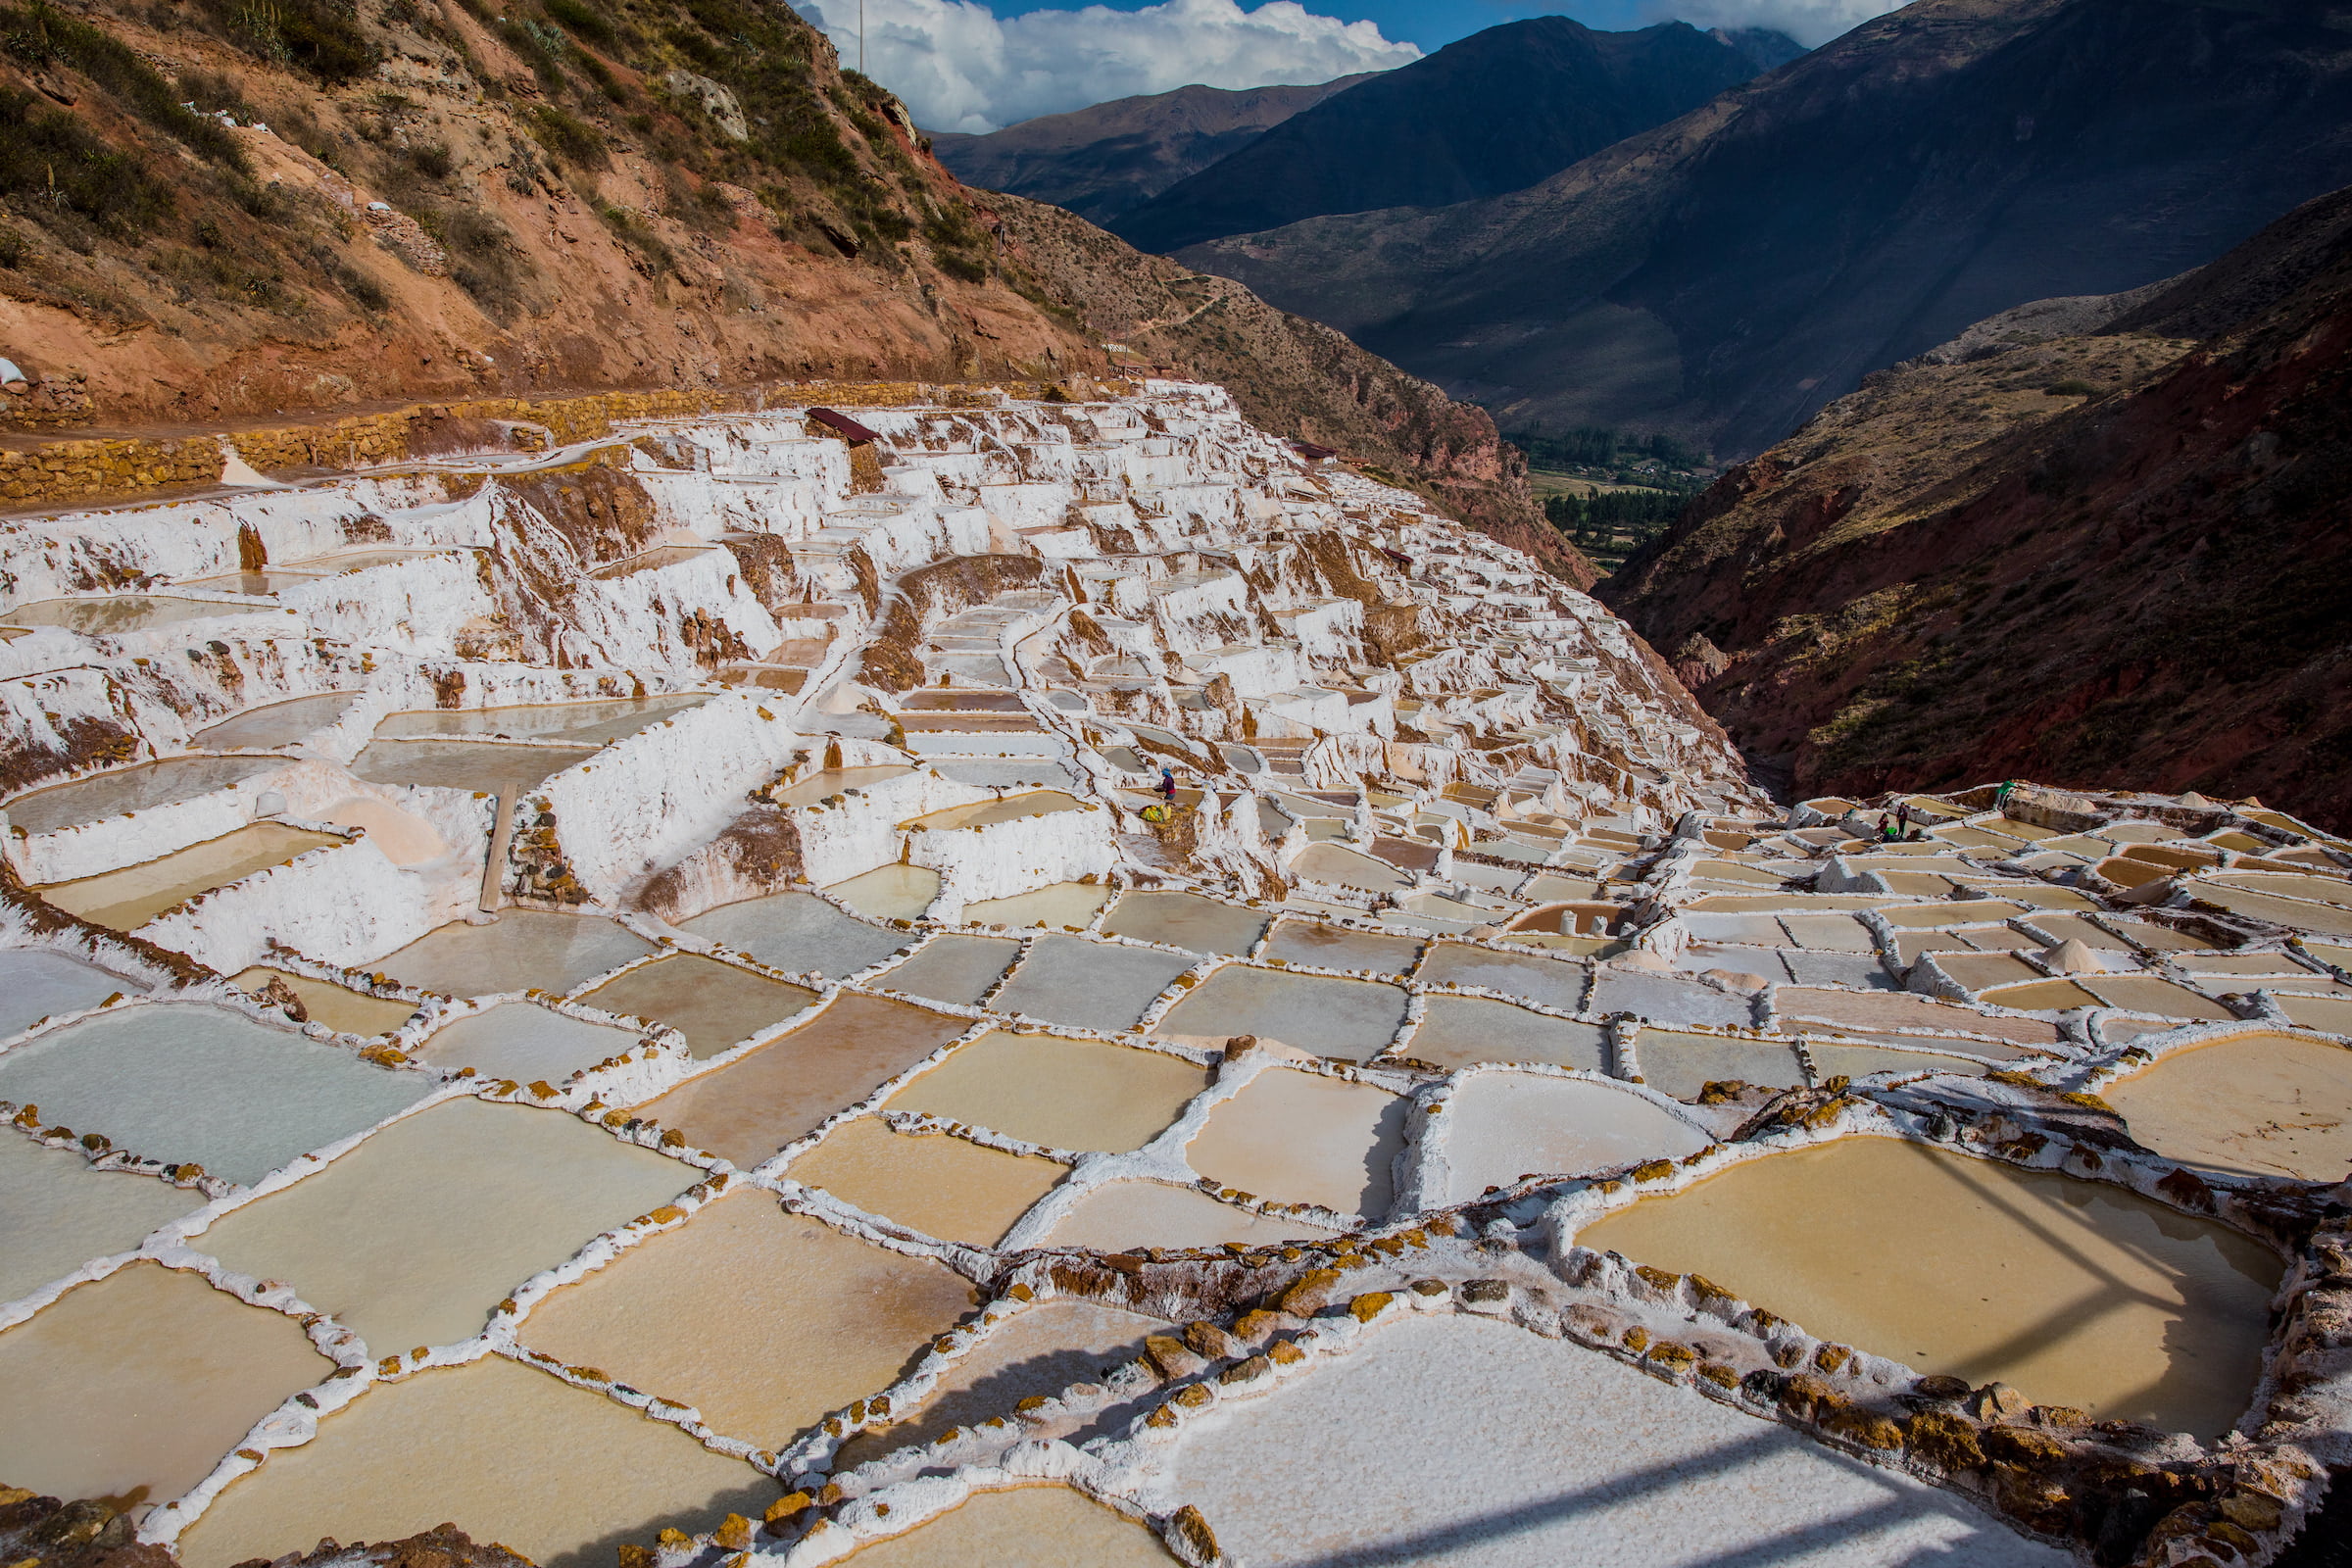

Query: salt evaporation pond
left=191, top=692, right=365, bottom=751
left=989, top=935, right=1193, bottom=1031
left=637, top=995, right=968, bottom=1167
left=1185, top=1068, right=1407, bottom=1219
left=36, top=824, right=342, bottom=931
left=1576, top=1137, right=2281, bottom=1435
left=3, top=756, right=290, bottom=834
left=1102, top=890, right=1268, bottom=955
left=873, top=934, right=1021, bottom=1004
left=1043, top=1179, right=1343, bottom=1250
left=350, top=739, right=594, bottom=792
left=882, top=1030, right=1207, bottom=1152
left=577, top=955, right=817, bottom=1056
left=1157, top=968, right=1406, bottom=1059
left=411, top=1001, right=643, bottom=1082
left=681, top=891, right=915, bottom=978
left=1, top=596, right=242, bottom=635
left=174, top=1354, right=778, bottom=1568
left=0, top=1136, right=200, bottom=1303
left=792, top=1118, right=1069, bottom=1246
left=961, top=880, right=1112, bottom=929
left=1260, top=918, right=1423, bottom=975
left=372, top=695, right=708, bottom=745
left=2102, top=1030, right=2352, bottom=1182
left=842, top=1488, right=1175, bottom=1566
left=1407, top=996, right=1607, bottom=1072
left=827, top=863, right=941, bottom=920
left=520, top=1192, right=977, bottom=1446
left=0, top=1262, right=331, bottom=1518
left=229, top=967, right=418, bottom=1037
left=0, top=1004, right=427, bottom=1185
left=377, top=910, right=654, bottom=996
left=0, top=949, right=138, bottom=1037
left=1418, top=942, right=1590, bottom=1010
left=1169, top=1313, right=2068, bottom=1568
left=1443, top=1074, right=1708, bottom=1200
left=1632, top=1027, right=1806, bottom=1100
left=196, top=1097, right=690, bottom=1350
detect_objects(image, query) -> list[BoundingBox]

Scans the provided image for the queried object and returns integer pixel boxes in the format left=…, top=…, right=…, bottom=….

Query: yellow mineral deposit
left=959, top=880, right=1113, bottom=929
left=826, top=863, right=944, bottom=921
left=790, top=1119, right=1070, bottom=1247
left=883, top=1030, right=1208, bottom=1152
left=1578, top=1138, right=2280, bottom=1435
left=577, top=955, right=819, bottom=1056
left=35, top=824, right=343, bottom=931
left=834, top=1487, right=1175, bottom=1565
left=1184, top=1068, right=1407, bottom=1219
left=230, top=967, right=419, bottom=1037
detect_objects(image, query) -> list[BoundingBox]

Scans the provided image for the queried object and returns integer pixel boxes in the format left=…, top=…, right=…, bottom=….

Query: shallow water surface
left=2104, top=1032, right=2352, bottom=1182
left=873, top=935, right=1021, bottom=1005
left=5, top=756, right=291, bottom=834
left=1632, top=1028, right=1804, bottom=1101
left=2, top=596, right=242, bottom=635
left=990, top=935, right=1193, bottom=1032
left=1408, top=997, right=1606, bottom=1073
left=412, top=1001, right=642, bottom=1082
left=791, top=1119, right=1069, bottom=1246
left=885, top=1030, right=1206, bottom=1152
left=681, top=891, right=914, bottom=979
left=0, top=1004, right=426, bottom=1186
left=1577, top=1137, right=2281, bottom=1435
left=1042, top=1180, right=1342, bottom=1250
left=1157, top=967, right=1406, bottom=1060
left=577, top=956, right=817, bottom=1056
left=1259, top=919, right=1422, bottom=976
left=0, top=949, right=137, bottom=1037
left=840, top=1488, right=1175, bottom=1566
left=1444, top=1074, right=1707, bottom=1200
left=636, top=995, right=968, bottom=1167
left=520, top=1193, right=977, bottom=1446
left=174, top=1354, right=776, bottom=1568
left=960, top=881, right=1111, bottom=930
left=229, top=968, right=419, bottom=1038
left=0, top=1262, right=331, bottom=1518
left=0, top=1136, right=200, bottom=1303
left=1418, top=942, right=1589, bottom=1010
left=1102, top=891, right=1269, bottom=956
left=378, top=911, right=654, bottom=997
left=1185, top=1069, right=1406, bottom=1220
left=198, top=1097, right=689, bottom=1350
left=36, top=823, right=342, bottom=931
left=349, top=740, right=595, bottom=792
left=373, top=696, right=707, bottom=746
left=827, top=863, right=942, bottom=920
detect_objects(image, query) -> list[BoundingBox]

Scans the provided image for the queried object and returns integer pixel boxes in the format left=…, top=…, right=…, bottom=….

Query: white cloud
left=799, top=0, right=1420, bottom=133
left=1639, top=0, right=1905, bottom=48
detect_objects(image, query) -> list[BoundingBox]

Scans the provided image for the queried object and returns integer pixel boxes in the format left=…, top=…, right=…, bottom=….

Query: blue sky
left=801, top=0, right=1900, bottom=132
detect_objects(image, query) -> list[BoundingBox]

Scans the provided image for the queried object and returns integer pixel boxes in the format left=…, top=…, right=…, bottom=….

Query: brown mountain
left=1596, top=184, right=2352, bottom=831
left=1114, top=17, right=1793, bottom=256
left=929, top=76, right=1372, bottom=228
left=1179, top=0, right=2352, bottom=461
left=0, top=0, right=1542, bottom=553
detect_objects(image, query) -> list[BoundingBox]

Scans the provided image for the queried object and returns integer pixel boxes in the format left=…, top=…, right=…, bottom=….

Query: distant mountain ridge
left=1111, top=17, right=1799, bottom=255
left=1178, top=0, right=2352, bottom=460
left=929, top=76, right=1372, bottom=227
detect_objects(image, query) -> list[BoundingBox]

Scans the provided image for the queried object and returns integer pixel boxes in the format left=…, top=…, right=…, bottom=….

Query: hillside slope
left=0, top=0, right=1545, bottom=561
left=929, top=76, right=1371, bottom=228
left=1180, top=0, right=2352, bottom=460
left=1597, top=184, right=2352, bottom=830
left=1112, top=18, right=1791, bottom=256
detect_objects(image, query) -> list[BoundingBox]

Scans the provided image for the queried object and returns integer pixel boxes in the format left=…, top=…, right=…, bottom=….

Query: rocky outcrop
left=1598, top=184, right=2352, bottom=831
left=1179, top=0, right=2352, bottom=459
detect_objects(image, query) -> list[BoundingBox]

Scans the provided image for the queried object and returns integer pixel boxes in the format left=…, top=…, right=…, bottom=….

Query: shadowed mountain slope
left=929, top=76, right=1372, bottom=228
left=1180, top=0, right=2352, bottom=461
left=1597, top=184, right=2352, bottom=830
left=1111, top=17, right=1793, bottom=255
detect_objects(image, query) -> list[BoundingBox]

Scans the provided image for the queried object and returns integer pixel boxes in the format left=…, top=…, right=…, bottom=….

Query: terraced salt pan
left=228, top=968, right=418, bottom=1037
left=1158, top=968, right=1407, bottom=1060
left=2102, top=1032, right=2352, bottom=1182
left=1419, top=942, right=1589, bottom=1010
left=1184, top=1068, right=1406, bottom=1220
left=0, top=1005, right=426, bottom=1186
left=520, top=1192, right=977, bottom=1447
left=174, top=1354, right=777, bottom=1568
left=1586, top=968, right=1751, bottom=1029
left=191, top=693, right=365, bottom=751
left=884, top=1030, right=1207, bottom=1152
left=2278, top=992, right=2352, bottom=1032
left=1169, top=1312, right=2067, bottom=1568
left=1632, top=1028, right=1805, bottom=1101
left=577, top=956, right=817, bottom=1057
left=1101, top=890, right=1268, bottom=956
left=412, top=1002, right=643, bottom=1081
left=0, top=1136, right=201, bottom=1303
left=839, top=1488, right=1175, bottom=1566
left=1042, top=1180, right=1342, bottom=1250
left=0, top=1262, right=331, bottom=1518
left=959, top=880, right=1111, bottom=929
left=835, top=1298, right=1167, bottom=1468
left=771, top=766, right=917, bottom=807
left=1407, top=997, right=1606, bottom=1073
left=1804, top=1041, right=1991, bottom=1081
left=637, top=995, right=970, bottom=1167
left=35, top=824, right=343, bottom=931
left=681, top=891, right=914, bottom=979
left=373, top=696, right=708, bottom=745
left=198, top=1096, right=691, bottom=1351
left=3, top=757, right=291, bottom=834
left=1, top=596, right=242, bottom=634
left=990, top=935, right=1194, bottom=1032
left=0, top=949, right=138, bottom=1037
left=828, top=864, right=942, bottom=920
left=2079, top=975, right=2235, bottom=1020
left=1444, top=1075, right=1706, bottom=1200
left=1578, top=1138, right=2280, bottom=1436
left=904, top=790, right=1089, bottom=831
left=873, top=935, right=1021, bottom=1005
left=1291, top=842, right=1410, bottom=893
left=350, top=740, right=594, bottom=792
left=1260, top=918, right=1422, bottom=976
left=1773, top=988, right=2062, bottom=1050
left=792, top=1119, right=1069, bottom=1246
left=377, top=910, right=653, bottom=997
